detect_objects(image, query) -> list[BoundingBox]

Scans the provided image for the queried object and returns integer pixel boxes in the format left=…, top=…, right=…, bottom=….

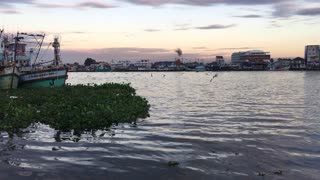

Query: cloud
left=174, top=23, right=236, bottom=31
left=297, top=7, right=320, bottom=16
left=0, top=0, right=34, bottom=11
left=0, top=9, right=21, bottom=14
left=36, top=1, right=116, bottom=9
left=5, top=1, right=116, bottom=10
left=144, top=29, right=161, bottom=32
left=192, top=47, right=208, bottom=49
left=0, top=0, right=33, bottom=5
left=195, top=24, right=236, bottom=30
left=268, top=21, right=282, bottom=28
left=77, top=2, right=116, bottom=9
left=234, top=14, right=262, bottom=18
left=215, top=47, right=261, bottom=51
left=35, top=3, right=70, bottom=8
left=122, top=0, right=291, bottom=6
left=272, top=2, right=297, bottom=17
left=272, top=1, right=320, bottom=18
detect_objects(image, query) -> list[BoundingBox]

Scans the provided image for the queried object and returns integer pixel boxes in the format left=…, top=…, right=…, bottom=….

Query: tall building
left=305, top=45, right=320, bottom=66
left=231, top=50, right=271, bottom=65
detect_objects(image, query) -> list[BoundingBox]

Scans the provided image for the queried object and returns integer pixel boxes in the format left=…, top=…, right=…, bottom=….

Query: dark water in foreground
left=1, top=72, right=320, bottom=180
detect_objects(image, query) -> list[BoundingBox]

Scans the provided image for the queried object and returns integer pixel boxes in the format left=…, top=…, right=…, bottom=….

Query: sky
left=0, top=0, right=320, bottom=63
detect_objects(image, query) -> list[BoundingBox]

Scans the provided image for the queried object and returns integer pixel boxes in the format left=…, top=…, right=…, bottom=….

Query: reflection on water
left=0, top=72, right=320, bottom=179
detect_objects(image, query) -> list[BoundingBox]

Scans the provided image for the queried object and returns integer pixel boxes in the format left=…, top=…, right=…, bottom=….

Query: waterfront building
left=133, top=59, right=152, bottom=71
left=231, top=50, right=270, bottom=70
left=291, top=57, right=306, bottom=70
left=269, top=58, right=291, bottom=71
left=216, top=56, right=225, bottom=67
left=111, top=60, right=131, bottom=71
left=205, top=61, right=220, bottom=71
left=152, top=61, right=177, bottom=70
left=305, top=45, right=320, bottom=66
left=96, top=62, right=111, bottom=72
left=268, top=57, right=306, bottom=71
left=231, top=50, right=271, bottom=64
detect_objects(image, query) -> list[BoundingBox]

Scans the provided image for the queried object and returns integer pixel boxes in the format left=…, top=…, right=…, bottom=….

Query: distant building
left=268, top=57, right=306, bottom=71
left=231, top=50, right=271, bottom=65
left=216, top=56, right=225, bottom=67
left=291, top=57, right=306, bottom=70
left=269, top=58, right=291, bottom=71
left=96, top=62, right=111, bottom=72
left=231, top=50, right=270, bottom=70
left=111, top=60, right=131, bottom=71
left=152, top=61, right=177, bottom=70
left=133, top=59, right=152, bottom=71
left=305, top=45, right=320, bottom=66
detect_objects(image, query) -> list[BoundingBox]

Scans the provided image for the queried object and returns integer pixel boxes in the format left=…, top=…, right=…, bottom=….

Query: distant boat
left=195, top=65, right=206, bottom=72
left=186, top=65, right=206, bottom=72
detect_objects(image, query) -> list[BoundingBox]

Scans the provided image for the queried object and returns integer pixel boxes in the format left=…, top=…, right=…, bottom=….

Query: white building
left=110, top=60, right=131, bottom=70
left=134, top=59, right=152, bottom=70
left=305, top=45, right=320, bottom=66
left=231, top=50, right=270, bottom=65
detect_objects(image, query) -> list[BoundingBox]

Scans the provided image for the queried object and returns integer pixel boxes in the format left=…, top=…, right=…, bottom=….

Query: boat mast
left=52, top=37, right=61, bottom=66
left=33, top=34, right=45, bottom=65
left=0, top=29, right=4, bottom=65
left=3, top=35, right=9, bottom=66
left=13, top=32, right=19, bottom=65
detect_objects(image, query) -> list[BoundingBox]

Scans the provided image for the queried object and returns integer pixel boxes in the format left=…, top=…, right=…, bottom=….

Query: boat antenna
left=13, top=32, right=19, bottom=64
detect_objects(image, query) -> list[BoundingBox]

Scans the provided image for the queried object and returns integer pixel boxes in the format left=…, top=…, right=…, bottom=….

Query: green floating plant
left=0, top=83, right=150, bottom=134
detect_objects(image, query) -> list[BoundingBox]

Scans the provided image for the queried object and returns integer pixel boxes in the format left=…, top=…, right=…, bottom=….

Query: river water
left=1, top=72, right=320, bottom=179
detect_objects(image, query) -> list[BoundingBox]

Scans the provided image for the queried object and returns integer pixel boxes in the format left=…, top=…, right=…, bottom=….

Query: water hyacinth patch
left=0, top=83, right=150, bottom=134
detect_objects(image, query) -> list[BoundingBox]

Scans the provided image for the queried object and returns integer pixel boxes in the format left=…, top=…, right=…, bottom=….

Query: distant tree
left=84, top=58, right=96, bottom=66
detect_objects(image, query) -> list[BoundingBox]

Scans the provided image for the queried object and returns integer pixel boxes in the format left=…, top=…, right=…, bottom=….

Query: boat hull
left=0, top=73, right=19, bottom=89
left=19, top=68, right=68, bottom=88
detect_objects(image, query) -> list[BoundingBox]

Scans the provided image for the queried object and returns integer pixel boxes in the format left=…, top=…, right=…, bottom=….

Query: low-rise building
left=216, top=56, right=225, bottom=67
left=290, top=57, right=306, bottom=70
left=133, top=59, right=152, bottom=71
left=152, top=61, right=177, bottom=70
left=111, top=60, right=131, bottom=71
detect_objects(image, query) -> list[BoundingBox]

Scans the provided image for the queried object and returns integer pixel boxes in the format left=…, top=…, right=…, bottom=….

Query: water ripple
left=1, top=72, right=320, bottom=179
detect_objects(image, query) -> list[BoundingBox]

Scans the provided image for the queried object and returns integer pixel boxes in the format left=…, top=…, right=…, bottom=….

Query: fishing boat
left=18, top=36, right=68, bottom=88
left=1, top=31, right=68, bottom=88
left=0, top=29, right=19, bottom=89
left=0, top=65, right=19, bottom=89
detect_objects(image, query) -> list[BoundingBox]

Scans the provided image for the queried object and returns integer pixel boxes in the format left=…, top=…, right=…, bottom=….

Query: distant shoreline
left=69, top=69, right=320, bottom=73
